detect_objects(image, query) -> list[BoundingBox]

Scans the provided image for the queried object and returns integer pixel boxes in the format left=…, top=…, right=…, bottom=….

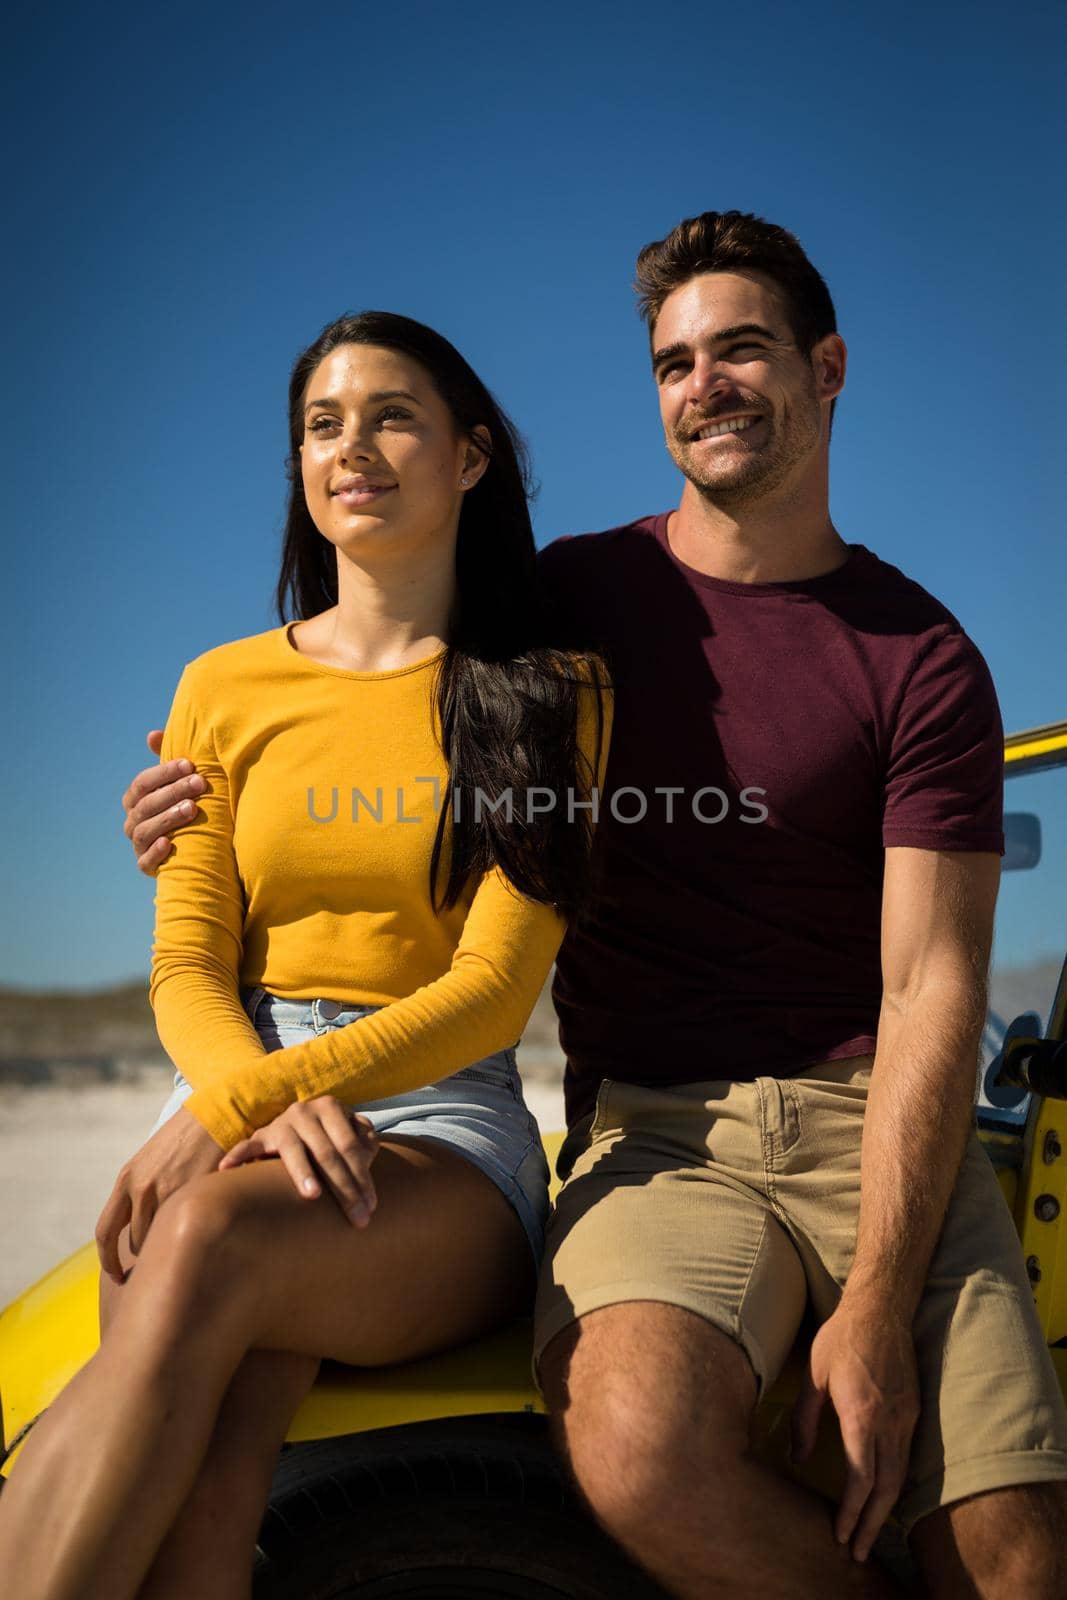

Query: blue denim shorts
left=151, top=985, right=551, bottom=1264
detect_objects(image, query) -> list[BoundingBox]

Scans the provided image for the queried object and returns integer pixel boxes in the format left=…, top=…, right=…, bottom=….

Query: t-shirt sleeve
left=183, top=658, right=613, bottom=1148
left=149, top=662, right=268, bottom=1106
left=882, top=627, right=1004, bottom=854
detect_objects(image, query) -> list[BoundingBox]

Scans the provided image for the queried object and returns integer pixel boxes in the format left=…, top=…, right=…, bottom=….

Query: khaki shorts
left=532, top=1058, right=1067, bottom=1530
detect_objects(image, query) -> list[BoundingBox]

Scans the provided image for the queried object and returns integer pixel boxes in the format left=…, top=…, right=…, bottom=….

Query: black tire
left=252, top=1414, right=668, bottom=1600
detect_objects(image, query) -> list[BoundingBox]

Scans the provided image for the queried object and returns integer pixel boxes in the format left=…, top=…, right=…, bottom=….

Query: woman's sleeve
left=149, top=662, right=268, bottom=1099
left=183, top=659, right=613, bottom=1148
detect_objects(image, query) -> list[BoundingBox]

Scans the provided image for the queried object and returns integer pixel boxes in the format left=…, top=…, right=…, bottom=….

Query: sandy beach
left=0, top=1068, right=567, bottom=1308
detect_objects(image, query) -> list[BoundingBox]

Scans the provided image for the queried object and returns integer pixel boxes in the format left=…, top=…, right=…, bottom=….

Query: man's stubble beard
left=671, top=385, right=822, bottom=514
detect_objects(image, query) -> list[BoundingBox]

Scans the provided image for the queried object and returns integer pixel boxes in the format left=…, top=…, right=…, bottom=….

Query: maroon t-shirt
left=536, top=513, right=1004, bottom=1128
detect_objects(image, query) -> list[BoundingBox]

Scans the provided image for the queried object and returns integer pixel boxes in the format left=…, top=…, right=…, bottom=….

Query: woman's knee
left=140, top=1173, right=267, bottom=1302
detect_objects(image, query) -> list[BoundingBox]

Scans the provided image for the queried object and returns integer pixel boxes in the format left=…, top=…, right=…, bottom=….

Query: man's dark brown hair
left=634, top=209, right=837, bottom=354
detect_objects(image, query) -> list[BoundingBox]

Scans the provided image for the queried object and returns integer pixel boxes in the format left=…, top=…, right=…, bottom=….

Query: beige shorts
left=532, top=1057, right=1067, bottom=1530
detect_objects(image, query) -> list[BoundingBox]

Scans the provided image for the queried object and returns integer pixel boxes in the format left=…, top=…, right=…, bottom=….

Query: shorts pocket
left=589, top=1077, right=615, bottom=1138
left=758, top=1076, right=802, bottom=1159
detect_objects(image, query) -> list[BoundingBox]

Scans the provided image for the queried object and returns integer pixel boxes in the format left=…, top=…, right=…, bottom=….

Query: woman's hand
left=95, top=1108, right=226, bottom=1283
left=219, top=1097, right=380, bottom=1227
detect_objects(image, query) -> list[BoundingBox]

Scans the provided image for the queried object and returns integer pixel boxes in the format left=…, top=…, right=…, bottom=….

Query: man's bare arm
left=793, top=846, right=1000, bottom=1560
left=122, top=730, right=205, bottom=876
left=849, top=847, right=999, bottom=1310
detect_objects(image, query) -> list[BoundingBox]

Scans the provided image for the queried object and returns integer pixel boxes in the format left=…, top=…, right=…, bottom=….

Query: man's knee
left=540, top=1301, right=757, bottom=1434
left=540, top=1318, right=672, bottom=1518
left=539, top=1302, right=756, bottom=1532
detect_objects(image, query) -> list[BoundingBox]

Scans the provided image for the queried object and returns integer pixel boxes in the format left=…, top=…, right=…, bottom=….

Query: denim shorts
left=151, top=985, right=551, bottom=1265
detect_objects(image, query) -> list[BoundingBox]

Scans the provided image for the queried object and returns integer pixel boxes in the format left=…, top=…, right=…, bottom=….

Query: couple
left=2, top=210, right=1065, bottom=1599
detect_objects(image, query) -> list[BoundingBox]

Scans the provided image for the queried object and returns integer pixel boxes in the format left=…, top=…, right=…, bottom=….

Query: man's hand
left=790, top=1293, right=920, bottom=1563
left=122, top=730, right=205, bottom=875
left=219, top=1096, right=380, bottom=1227
left=95, top=1108, right=225, bottom=1282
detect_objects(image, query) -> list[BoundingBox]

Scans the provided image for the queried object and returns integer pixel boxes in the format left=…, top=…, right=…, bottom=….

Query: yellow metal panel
left=289, top=1321, right=544, bottom=1443
left=1015, top=1101, right=1067, bottom=1345
left=1003, top=721, right=1067, bottom=765
left=0, top=1244, right=99, bottom=1462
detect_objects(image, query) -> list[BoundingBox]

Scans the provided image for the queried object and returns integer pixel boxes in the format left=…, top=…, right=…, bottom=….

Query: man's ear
left=812, top=333, right=847, bottom=403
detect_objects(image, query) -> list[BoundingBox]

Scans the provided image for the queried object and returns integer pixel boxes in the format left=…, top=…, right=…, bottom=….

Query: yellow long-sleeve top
left=150, top=623, right=611, bottom=1149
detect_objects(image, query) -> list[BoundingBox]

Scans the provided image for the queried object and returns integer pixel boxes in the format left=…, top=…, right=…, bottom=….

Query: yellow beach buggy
left=2, top=722, right=1066, bottom=1597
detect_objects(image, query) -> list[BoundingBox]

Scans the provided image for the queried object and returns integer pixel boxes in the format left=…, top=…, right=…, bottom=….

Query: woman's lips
left=333, top=485, right=395, bottom=507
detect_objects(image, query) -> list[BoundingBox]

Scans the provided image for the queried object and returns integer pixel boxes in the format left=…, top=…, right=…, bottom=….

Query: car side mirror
left=1003, top=812, right=1041, bottom=872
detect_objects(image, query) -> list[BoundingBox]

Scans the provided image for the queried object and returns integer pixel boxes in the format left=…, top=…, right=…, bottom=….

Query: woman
left=0, top=311, right=610, bottom=1599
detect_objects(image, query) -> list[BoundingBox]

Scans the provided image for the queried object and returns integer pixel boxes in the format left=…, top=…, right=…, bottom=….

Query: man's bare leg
left=539, top=1302, right=904, bottom=1600
left=910, top=1482, right=1067, bottom=1598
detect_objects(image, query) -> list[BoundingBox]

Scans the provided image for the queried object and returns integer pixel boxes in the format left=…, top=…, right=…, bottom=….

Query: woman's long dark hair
left=277, top=311, right=608, bottom=922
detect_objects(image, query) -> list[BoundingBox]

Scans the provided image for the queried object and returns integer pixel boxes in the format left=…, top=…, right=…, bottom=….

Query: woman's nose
left=337, top=425, right=375, bottom=463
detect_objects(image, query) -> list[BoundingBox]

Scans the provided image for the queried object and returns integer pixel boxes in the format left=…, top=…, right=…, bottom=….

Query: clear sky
left=5, top=0, right=1064, bottom=989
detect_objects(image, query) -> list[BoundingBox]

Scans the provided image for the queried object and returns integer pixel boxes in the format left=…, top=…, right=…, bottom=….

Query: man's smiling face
left=651, top=270, right=840, bottom=509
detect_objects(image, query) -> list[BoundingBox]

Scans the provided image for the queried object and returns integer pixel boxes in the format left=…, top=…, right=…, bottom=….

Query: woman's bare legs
left=0, top=1139, right=534, bottom=1600
left=136, top=1350, right=318, bottom=1600
left=100, top=1249, right=320, bottom=1600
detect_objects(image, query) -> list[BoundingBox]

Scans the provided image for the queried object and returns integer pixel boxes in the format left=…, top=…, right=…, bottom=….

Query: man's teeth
left=695, top=417, right=759, bottom=439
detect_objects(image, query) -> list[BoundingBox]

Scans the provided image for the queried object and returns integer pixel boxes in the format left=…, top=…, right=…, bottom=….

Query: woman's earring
left=460, top=476, right=470, bottom=487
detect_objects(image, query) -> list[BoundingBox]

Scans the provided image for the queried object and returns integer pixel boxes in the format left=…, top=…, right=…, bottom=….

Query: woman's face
left=298, top=343, right=484, bottom=564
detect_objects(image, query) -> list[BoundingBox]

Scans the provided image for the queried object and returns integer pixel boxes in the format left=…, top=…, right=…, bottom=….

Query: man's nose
left=682, top=356, right=732, bottom=408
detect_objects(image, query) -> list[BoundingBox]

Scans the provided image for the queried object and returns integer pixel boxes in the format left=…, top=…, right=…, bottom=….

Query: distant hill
left=0, top=980, right=168, bottom=1085
left=0, top=974, right=565, bottom=1088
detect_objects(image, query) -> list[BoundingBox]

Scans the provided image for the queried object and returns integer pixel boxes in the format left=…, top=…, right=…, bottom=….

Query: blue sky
left=5, top=0, right=1064, bottom=988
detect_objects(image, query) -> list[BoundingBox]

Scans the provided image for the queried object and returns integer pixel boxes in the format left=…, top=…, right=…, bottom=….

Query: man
left=124, top=212, right=1067, bottom=1596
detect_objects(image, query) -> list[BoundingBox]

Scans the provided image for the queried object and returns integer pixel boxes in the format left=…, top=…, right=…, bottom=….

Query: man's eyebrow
left=304, top=389, right=422, bottom=413
left=651, top=324, right=785, bottom=370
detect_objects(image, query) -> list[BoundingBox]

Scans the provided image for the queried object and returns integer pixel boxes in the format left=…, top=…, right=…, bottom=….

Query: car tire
left=252, top=1415, right=668, bottom=1599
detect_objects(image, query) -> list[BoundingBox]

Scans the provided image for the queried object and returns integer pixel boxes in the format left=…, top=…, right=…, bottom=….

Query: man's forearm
left=844, top=979, right=987, bottom=1320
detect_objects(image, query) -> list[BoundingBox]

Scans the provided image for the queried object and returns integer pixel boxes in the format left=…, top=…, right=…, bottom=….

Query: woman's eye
left=306, top=407, right=413, bottom=437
